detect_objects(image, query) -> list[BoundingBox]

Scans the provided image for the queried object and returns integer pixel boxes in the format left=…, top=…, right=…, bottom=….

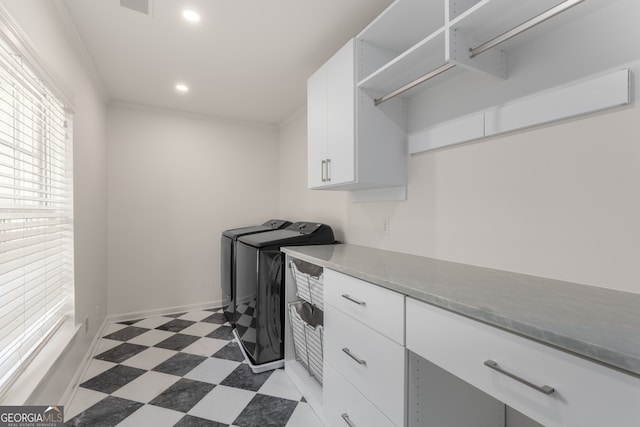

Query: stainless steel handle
left=341, top=413, right=355, bottom=427
left=342, top=347, right=366, bottom=366
left=341, top=294, right=366, bottom=306
left=484, top=360, right=555, bottom=395
left=326, top=158, right=331, bottom=182
left=321, top=160, right=327, bottom=182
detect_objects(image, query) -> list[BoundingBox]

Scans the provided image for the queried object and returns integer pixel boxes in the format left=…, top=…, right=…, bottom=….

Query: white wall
left=0, top=0, right=109, bottom=404
left=107, top=105, right=280, bottom=317
left=278, top=111, right=348, bottom=241
left=346, top=104, right=640, bottom=294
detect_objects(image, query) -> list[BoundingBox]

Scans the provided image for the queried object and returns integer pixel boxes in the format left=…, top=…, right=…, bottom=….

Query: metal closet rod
left=374, top=62, right=456, bottom=106
left=469, top=0, right=586, bottom=58
left=374, top=0, right=586, bottom=106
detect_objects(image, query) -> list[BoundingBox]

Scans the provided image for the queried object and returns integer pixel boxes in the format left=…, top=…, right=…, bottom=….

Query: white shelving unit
left=359, top=0, right=443, bottom=55
left=355, top=0, right=599, bottom=105
left=358, top=29, right=448, bottom=95
left=449, top=0, right=567, bottom=33
left=307, top=38, right=408, bottom=196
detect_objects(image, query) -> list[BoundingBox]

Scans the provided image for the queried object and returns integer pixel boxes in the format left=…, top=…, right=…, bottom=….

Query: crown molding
left=0, top=1, right=77, bottom=108
left=278, top=105, right=307, bottom=131
left=51, top=0, right=110, bottom=103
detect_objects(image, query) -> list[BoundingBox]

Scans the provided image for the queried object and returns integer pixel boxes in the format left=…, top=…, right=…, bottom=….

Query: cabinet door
left=324, top=269, right=404, bottom=345
left=324, top=363, right=396, bottom=427
left=307, top=63, right=328, bottom=189
left=325, top=304, right=406, bottom=425
left=326, top=39, right=355, bottom=186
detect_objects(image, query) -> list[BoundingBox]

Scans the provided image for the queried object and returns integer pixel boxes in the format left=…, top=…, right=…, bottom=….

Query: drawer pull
left=341, top=413, right=356, bottom=427
left=341, top=294, right=366, bottom=306
left=484, top=359, right=555, bottom=395
left=343, top=347, right=367, bottom=366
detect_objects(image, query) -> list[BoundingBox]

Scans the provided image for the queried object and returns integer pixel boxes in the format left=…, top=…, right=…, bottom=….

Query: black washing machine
left=220, top=219, right=291, bottom=326
left=234, top=222, right=335, bottom=372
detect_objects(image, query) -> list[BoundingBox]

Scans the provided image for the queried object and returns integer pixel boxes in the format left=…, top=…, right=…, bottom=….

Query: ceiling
left=62, top=0, right=394, bottom=126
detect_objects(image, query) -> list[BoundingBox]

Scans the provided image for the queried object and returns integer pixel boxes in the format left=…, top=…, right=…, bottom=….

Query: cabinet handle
left=341, top=413, right=356, bottom=427
left=326, top=158, right=331, bottom=181
left=484, top=360, right=555, bottom=395
left=341, top=294, right=366, bottom=306
left=342, top=347, right=367, bottom=366
left=321, top=160, right=327, bottom=182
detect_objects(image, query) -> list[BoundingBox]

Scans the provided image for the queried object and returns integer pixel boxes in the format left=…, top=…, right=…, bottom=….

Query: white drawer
left=406, top=297, right=640, bottom=427
left=324, top=269, right=404, bottom=344
left=324, top=363, right=396, bottom=427
left=325, top=304, right=406, bottom=426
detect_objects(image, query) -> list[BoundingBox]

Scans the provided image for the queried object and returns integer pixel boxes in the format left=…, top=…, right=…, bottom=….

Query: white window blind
left=0, top=32, right=74, bottom=395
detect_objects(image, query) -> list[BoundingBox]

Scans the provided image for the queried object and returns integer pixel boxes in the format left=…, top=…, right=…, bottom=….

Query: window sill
left=1, top=316, right=81, bottom=405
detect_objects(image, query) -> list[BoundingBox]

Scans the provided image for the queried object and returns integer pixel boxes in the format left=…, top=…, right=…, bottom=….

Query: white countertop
left=283, top=243, right=640, bottom=378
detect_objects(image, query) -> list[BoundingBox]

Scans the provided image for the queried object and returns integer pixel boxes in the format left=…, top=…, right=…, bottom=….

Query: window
left=0, top=32, right=74, bottom=396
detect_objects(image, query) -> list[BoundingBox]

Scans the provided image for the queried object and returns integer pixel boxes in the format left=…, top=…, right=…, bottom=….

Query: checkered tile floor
left=65, top=308, right=323, bottom=426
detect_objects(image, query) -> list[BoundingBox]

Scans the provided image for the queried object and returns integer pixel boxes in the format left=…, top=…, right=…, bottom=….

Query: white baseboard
left=107, top=300, right=223, bottom=323
left=60, top=317, right=108, bottom=409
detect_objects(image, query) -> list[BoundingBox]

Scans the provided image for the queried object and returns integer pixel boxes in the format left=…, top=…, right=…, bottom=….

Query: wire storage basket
left=289, top=259, right=324, bottom=309
left=288, top=301, right=323, bottom=384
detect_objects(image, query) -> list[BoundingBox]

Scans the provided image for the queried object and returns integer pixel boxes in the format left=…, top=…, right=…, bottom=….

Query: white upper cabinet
left=307, top=39, right=408, bottom=191
left=326, top=40, right=356, bottom=186
left=308, top=40, right=355, bottom=189
left=307, top=63, right=329, bottom=189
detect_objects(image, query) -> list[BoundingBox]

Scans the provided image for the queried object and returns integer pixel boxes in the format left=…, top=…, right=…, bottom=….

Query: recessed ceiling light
left=175, top=83, right=189, bottom=93
left=182, top=9, right=201, bottom=23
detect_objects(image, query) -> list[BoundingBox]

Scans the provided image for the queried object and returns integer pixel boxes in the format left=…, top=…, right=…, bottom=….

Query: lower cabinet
left=324, top=305, right=405, bottom=425
left=313, top=269, right=640, bottom=427
left=406, top=297, right=640, bottom=427
left=323, top=269, right=406, bottom=426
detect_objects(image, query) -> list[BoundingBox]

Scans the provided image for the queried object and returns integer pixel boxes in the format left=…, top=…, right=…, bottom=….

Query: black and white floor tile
left=65, top=309, right=323, bottom=427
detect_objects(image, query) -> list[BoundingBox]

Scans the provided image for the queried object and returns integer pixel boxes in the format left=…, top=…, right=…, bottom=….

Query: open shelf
left=449, top=0, right=607, bottom=55
left=357, top=28, right=447, bottom=94
left=354, top=0, right=600, bottom=105
left=358, top=0, right=444, bottom=55
left=450, top=0, right=567, bottom=34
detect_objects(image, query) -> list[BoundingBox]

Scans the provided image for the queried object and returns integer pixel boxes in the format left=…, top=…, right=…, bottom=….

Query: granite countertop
left=282, top=243, right=640, bottom=378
